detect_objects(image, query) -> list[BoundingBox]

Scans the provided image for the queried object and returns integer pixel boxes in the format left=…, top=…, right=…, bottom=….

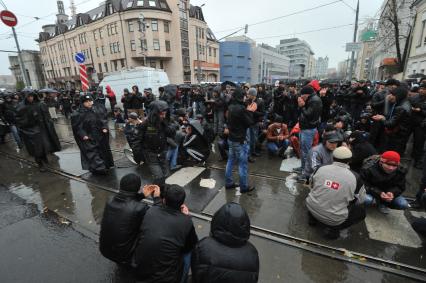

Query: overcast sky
left=0, top=0, right=383, bottom=76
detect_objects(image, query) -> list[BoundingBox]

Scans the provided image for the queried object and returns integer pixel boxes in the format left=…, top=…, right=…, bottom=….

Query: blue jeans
left=300, top=128, right=317, bottom=172
left=225, top=141, right=249, bottom=191
left=267, top=139, right=289, bottom=155
left=249, top=124, right=259, bottom=154
left=364, top=194, right=409, bottom=209
left=180, top=252, right=191, bottom=283
left=10, top=125, right=22, bottom=147
left=166, top=146, right=179, bottom=169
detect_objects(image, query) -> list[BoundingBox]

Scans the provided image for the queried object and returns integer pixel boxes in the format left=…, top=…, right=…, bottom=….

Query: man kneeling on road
left=133, top=184, right=198, bottom=283
left=360, top=151, right=409, bottom=214
left=99, top=173, right=161, bottom=266
left=306, top=146, right=366, bottom=239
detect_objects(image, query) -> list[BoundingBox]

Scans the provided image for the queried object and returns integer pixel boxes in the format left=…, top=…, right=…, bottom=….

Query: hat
left=128, top=112, right=138, bottom=120
left=300, top=86, right=315, bottom=95
left=279, top=80, right=285, bottom=85
left=385, top=79, right=400, bottom=86
left=248, top=88, right=257, bottom=97
left=287, top=80, right=296, bottom=87
left=333, top=146, right=352, bottom=159
left=80, top=94, right=93, bottom=103
left=309, top=80, right=321, bottom=91
left=381, top=151, right=400, bottom=165
left=119, top=173, right=141, bottom=193
left=324, top=132, right=341, bottom=143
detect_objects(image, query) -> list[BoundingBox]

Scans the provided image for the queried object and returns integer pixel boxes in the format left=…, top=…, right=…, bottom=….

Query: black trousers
left=335, top=205, right=366, bottom=230
left=412, top=126, right=425, bottom=161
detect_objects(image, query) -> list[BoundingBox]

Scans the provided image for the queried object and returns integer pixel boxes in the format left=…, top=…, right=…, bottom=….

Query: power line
left=340, top=0, right=356, bottom=12
left=213, top=0, right=344, bottom=34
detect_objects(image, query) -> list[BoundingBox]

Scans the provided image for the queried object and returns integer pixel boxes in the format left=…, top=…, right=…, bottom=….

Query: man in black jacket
left=191, top=202, right=259, bottom=283
left=409, top=83, right=426, bottom=168
left=296, top=86, right=323, bottom=176
left=133, top=184, right=198, bottom=283
left=225, top=88, right=255, bottom=194
left=371, top=86, right=412, bottom=155
left=99, top=174, right=161, bottom=265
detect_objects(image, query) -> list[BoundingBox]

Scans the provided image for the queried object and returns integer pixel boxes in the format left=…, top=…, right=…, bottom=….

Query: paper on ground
left=199, top=178, right=216, bottom=189
left=166, top=167, right=205, bottom=187
left=280, top=157, right=301, bottom=172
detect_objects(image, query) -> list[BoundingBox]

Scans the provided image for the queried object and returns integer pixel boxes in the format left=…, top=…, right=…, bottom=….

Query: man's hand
left=247, top=103, right=257, bottom=112
left=412, top=107, right=421, bottom=112
left=297, top=97, right=305, bottom=107
left=372, top=114, right=385, bottom=121
left=181, top=204, right=189, bottom=215
left=102, top=129, right=108, bottom=133
left=380, top=192, right=392, bottom=202
left=141, top=184, right=160, bottom=197
left=82, top=136, right=89, bottom=141
left=319, top=88, right=327, bottom=97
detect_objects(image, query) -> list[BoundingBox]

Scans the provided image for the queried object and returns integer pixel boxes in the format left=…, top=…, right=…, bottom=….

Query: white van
left=99, top=67, right=170, bottom=110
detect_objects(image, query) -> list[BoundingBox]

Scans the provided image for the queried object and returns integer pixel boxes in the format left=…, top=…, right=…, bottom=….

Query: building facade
left=251, top=43, right=290, bottom=84
left=337, top=59, right=350, bottom=79
left=315, top=56, right=329, bottom=79
left=370, top=0, right=415, bottom=80
left=276, top=38, right=315, bottom=79
left=37, top=0, right=219, bottom=88
left=405, top=0, right=426, bottom=78
left=354, top=27, right=377, bottom=80
left=219, top=37, right=253, bottom=83
left=9, top=50, right=45, bottom=89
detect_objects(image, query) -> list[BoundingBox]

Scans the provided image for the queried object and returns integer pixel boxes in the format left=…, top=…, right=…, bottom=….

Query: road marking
left=365, top=209, right=423, bottom=248
left=166, top=167, right=205, bottom=187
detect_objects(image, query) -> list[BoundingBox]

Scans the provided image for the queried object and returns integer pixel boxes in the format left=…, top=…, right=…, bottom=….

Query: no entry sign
left=0, top=10, right=18, bottom=27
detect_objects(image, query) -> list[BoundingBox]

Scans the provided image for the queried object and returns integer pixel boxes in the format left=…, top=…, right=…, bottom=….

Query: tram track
left=1, top=148, right=425, bottom=281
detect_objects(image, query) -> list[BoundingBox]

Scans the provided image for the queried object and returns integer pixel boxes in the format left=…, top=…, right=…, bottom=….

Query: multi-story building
left=370, top=0, right=415, bottom=80
left=8, top=50, right=45, bottom=89
left=337, top=59, right=350, bottom=79
left=405, top=0, right=426, bottom=78
left=251, top=43, right=290, bottom=84
left=219, top=36, right=253, bottom=83
left=315, top=56, right=329, bottom=79
left=276, top=38, right=315, bottom=79
left=37, top=0, right=219, bottom=88
left=355, top=26, right=377, bottom=80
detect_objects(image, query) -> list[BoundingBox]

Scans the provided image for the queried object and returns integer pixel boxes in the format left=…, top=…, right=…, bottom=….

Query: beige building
left=405, top=0, right=426, bottom=78
left=354, top=27, right=377, bottom=80
left=37, top=0, right=219, bottom=88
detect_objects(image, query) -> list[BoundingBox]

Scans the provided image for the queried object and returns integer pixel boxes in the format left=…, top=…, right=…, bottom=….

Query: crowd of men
left=1, top=77, right=426, bottom=281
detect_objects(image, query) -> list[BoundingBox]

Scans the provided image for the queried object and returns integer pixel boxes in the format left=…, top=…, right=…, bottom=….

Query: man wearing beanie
left=360, top=151, right=409, bottom=214
left=99, top=173, right=161, bottom=265
left=306, top=146, right=366, bottom=239
left=295, top=85, right=323, bottom=176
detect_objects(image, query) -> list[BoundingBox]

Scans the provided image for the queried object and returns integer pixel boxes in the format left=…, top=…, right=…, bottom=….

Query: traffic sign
left=0, top=10, right=18, bottom=27
left=75, top=52, right=85, bottom=64
left=345, top=42, right=362, bottom=52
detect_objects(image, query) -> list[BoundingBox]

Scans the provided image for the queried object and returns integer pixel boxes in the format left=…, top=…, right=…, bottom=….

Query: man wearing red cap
left=360, top=151, right=409, bottom=214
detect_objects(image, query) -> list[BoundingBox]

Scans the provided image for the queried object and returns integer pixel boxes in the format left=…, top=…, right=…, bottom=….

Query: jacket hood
left=309, top=80, right=321, bottom=92
left=106, top=85, right=112, bottom=92
left=211, top=202, right=250, bottom=247
left=390, top=87, right=408, bottom=104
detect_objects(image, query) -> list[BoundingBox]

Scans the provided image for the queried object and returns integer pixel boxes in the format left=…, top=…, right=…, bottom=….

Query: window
left=137, top=0, right=144, bottom=6
left=113, top=60, right=118, bottom=71
left=93, top=30, right=97, bottom=40
left=164, top=21, right=169, bottom=33
left=98, top=63, right=102, bottom=73
left=159, top=0, right=167, bottom=8
left=121, top=59, right=125, bottom=69
left=96, top=47, right=100, bottom=57
left=149, top=0, right=156, bottom=7
left=213, top=48, right=217, bottom=57
left=209, top=47, right=211, bottom=56
left=130, top=40, right=136, bottom=51
left=153, top=39, right=160, bottom=50
left=101, top=46, right=105, bottom=56
left=165, top=40, right=171, bottom=51
left=99, top=28, right=103, bottom=39
left=128, top=21, right=134, bottom=32
left=140, top=39, right=148, bottom=50
left=104, top=62, right=108, bottom=72
left=150, top=61, right=157, bottom=68
left=127, top=1, right=133, bottom=8
left=107, top=3, right=114, bottom=14
left=151, top=19, right=158, bottom=31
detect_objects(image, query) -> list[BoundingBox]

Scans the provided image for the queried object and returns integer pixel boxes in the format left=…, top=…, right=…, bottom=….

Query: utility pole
left=347, top=0, right=359, bottom=81
left=11, top=26, right=30, bottom=87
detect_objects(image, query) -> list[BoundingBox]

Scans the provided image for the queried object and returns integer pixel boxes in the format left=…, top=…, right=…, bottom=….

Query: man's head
left=323, top=132, right=340, bottom=151
left=419, top=83, right=426, bottom=96
left=163, top=184, right=186, bottom=210
left=119, top=173, right=141, bottom=193
left=26, top=93, right=35, bottom=103
left=380, top=151, right=400, bottom=174
left=299, top=86, right=315, bottom=101
left=333, top=146, right=352, bottom=164
left=385, top=79, right=400, bottom=90
left=247, top=88, right=257, bottom=101
left=388, top=86, right=408, bottom=104
left=81, top=94, right=93, bottom=108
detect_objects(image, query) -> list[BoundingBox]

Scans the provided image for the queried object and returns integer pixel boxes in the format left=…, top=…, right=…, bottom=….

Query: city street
left=0, top=116, right=425, bottom=283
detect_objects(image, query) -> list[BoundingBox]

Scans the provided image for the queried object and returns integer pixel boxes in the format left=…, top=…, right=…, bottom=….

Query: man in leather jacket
left=99, top=174, right=161, bottom=265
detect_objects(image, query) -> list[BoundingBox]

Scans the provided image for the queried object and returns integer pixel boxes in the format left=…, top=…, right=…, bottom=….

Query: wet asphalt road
left=0, top=116, right=425, bottom=282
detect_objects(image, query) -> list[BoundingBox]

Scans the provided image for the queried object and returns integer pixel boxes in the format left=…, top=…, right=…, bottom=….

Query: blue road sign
left=74, top=52, right=85, bottom=64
